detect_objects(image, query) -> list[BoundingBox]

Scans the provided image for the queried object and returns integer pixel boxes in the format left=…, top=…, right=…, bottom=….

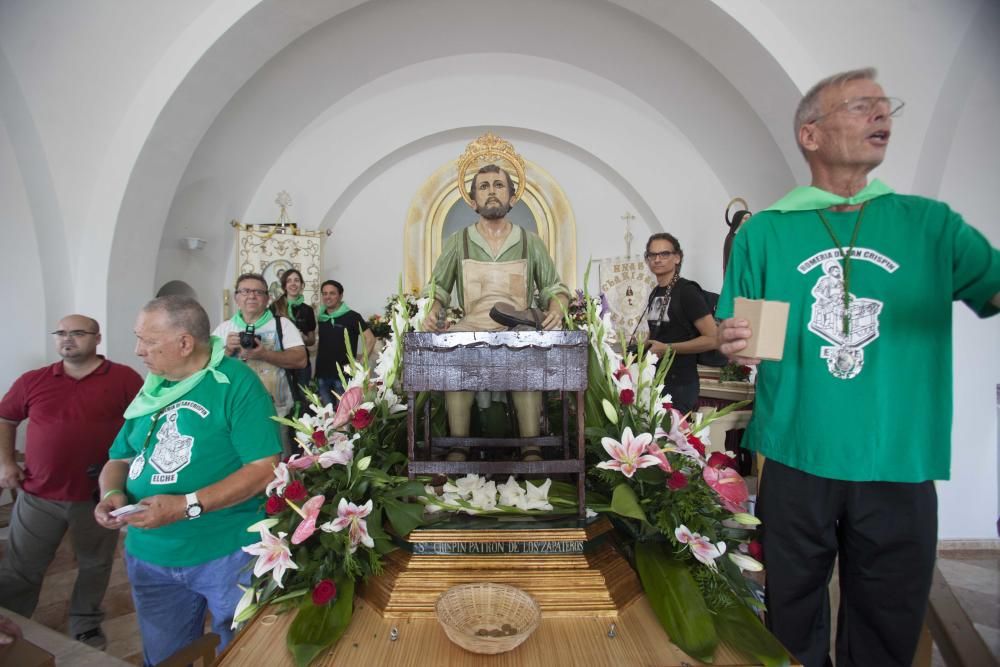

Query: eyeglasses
left=809, top=96, right=905, bottom=124
left=51, top=330, right=98, bottom=339
left=235, top=288, right=268, bottom=297
left=645, top=251, right=679, bottom=260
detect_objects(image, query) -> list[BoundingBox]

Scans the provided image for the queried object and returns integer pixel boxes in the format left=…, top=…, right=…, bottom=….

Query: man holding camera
left=0, top=314, right=142, bottom=649
left=213, top=273, right=307, bottom=456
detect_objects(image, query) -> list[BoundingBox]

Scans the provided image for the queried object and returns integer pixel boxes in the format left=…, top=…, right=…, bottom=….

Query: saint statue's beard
left=479, top=203, right=510, bottom=220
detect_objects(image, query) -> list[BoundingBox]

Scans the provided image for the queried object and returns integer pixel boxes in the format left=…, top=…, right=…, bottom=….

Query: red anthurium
left=706, top=452, right=738, bottom=470
left=311, top=578, right=337, bottom=605
left=702, top=465, right=749, bottom=513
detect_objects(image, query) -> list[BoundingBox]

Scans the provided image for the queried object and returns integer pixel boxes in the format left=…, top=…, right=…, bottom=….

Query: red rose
left=619, top=389, right=635, bottom=406
left=265, top=494, right=285, bottom=515
left=687, top=434, right=706, bottom=457
left=312, top=579, right=337, bottom=606
left=667, top=471, right=688, bottom=490
left=351, top=408, right=374, bottom=430
left=312, top=430, right=327, bottom=447
left=748, top=540, right=763, bottom=562
left=284, top=480, right=307, bottom=502
left=706, top=452, right=737, bottom=470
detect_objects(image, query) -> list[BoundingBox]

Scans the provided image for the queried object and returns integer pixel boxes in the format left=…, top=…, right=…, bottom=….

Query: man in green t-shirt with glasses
left=718, top=68, right=1000, bottom=667
left=94, top=295, right=281, bottom=665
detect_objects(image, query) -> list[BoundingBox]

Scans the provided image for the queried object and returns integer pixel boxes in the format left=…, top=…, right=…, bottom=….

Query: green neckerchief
left=317, top=302, right=350, bottom=323
left=232, top=308, right=274, bottom=330
left=764, top=179, right=894, bottom=212
left=285, top=295, right=305, bottom=319
left=123, top=337, right=229, bottom=419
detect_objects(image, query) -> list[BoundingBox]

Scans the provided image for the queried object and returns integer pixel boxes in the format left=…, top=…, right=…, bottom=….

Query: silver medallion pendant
left=128, top=454, right=145, bottom=480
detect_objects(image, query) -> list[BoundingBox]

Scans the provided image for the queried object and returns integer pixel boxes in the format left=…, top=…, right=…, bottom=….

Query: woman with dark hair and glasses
left=272, top=269, right=316, bottom=395
left=642, top=233, right=719, bottom=414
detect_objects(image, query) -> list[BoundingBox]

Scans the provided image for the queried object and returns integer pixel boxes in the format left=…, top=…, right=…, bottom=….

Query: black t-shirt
left=647, top=278, right=711, bottom=384
left=315, top=310, right=368, bottom=378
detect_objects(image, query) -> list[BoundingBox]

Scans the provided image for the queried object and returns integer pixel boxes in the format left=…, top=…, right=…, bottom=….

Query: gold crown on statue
left=456, top=132, right=527, bottom=207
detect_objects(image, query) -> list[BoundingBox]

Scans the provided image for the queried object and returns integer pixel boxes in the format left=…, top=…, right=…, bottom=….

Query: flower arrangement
left=574, top=264, right=787, bottom=666
left=237, top=291, right=434, bottom=667
left=719, top=361, right=753, bottom=383
left=366, top=313, right=391, bottom=339
left=383, top=291, right=463, bottom=331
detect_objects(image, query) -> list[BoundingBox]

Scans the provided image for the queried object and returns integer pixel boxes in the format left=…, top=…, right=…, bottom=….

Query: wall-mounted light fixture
left=182, top=237, right=207, bottom=251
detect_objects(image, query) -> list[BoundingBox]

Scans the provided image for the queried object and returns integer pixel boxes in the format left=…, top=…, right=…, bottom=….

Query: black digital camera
left=239, top=324, right=259, bottom=349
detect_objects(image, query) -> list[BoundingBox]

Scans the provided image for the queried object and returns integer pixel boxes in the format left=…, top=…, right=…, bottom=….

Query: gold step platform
left=359, top=516, right=643, bottom=618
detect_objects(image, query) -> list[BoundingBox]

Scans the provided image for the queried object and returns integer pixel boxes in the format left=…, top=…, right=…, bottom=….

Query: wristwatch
left=184, top=492, right=203, bottom=519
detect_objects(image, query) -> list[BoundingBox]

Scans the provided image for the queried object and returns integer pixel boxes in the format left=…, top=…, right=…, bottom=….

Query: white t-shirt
left=213, top=314, right=304, bottom=415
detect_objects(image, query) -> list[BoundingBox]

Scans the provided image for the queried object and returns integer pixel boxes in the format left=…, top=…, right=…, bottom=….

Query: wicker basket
left=435, top=583, right=541, bottom=654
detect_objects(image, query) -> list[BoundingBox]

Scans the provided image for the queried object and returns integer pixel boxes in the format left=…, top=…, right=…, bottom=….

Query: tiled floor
left=1, top=503, right=997, bottom=666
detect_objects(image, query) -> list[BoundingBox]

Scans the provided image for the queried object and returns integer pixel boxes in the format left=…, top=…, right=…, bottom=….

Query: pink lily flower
left=287, top=454, right=318, bottom=470
left=702, top=465, right=749, bottom=513
left=291, top=495, right=326, bottom=545
left=330, top=386, right=363, bottom=430
left=265, top=462, right=290, bottom=496
left=320, top=498, right=374, bottom=553
left=675, top=524, right=727, bottom=569
left=596, top=427, right=660, bottom=478
left=645, top=441, right=672, bottom=474
left=242, top=526, right=299, bottom=587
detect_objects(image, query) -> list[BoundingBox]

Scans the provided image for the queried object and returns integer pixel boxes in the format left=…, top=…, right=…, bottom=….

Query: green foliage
left=287, top=577, right=355, bottom=667
left=636, top=542, right=718, bottom=663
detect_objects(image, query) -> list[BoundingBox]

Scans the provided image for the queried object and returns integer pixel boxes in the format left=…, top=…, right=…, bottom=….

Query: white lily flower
left=728, top=552, right=764, bottom=572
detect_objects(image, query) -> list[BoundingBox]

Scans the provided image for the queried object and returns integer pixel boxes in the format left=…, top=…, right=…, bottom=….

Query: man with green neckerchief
left=93, top=295, right=281, bottom=665
left=314, top=279, right=375, bottom=409
left=717, top=68, right=1000, bottom=667
left=213, top=272, right=307, bottom=457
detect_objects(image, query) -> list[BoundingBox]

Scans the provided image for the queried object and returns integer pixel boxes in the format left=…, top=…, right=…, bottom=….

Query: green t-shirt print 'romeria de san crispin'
left=718, top=193, right=1000, bottom=483
left=109, top=355, right=281, bottom=566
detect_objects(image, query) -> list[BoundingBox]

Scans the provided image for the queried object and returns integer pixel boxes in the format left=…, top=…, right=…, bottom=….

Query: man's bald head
left=52, top=314, right=102, bottom=362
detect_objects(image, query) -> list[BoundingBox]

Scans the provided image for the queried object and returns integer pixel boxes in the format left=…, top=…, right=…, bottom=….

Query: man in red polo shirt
left=0, top=314, right=142, bottom=649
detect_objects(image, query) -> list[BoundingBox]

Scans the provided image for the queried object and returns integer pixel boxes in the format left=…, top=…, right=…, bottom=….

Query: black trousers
left=757, top=460, right=937, bottom=667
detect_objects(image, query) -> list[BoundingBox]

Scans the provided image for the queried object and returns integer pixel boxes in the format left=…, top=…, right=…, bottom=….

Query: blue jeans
left=317, top=375, right=344, bottom=409
left=126, top=548, right=252, bottom=666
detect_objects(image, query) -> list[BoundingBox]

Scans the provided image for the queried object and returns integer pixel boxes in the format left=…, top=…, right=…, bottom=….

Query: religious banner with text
left=232, top=223, right=323, bottom=315
left=598, top=256, right=656, bottom=341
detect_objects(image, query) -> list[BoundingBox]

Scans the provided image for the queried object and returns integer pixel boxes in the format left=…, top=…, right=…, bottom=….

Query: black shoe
left=489, top=302, right=545, bottom=330
left=75, top=627, right=107, bottom=650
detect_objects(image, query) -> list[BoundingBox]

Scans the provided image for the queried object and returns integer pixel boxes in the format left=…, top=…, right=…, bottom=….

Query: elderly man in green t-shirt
left=423, top=149, right=569, bottom=461
left=717, top=68, right=1000, bottom=667
left=94, top=295, right=281, bottom=665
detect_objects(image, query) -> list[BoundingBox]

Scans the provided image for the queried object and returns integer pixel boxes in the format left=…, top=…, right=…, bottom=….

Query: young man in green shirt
left=94, top=295, right=281, bottom=665
left=718, top=68, right=1000, bottom=667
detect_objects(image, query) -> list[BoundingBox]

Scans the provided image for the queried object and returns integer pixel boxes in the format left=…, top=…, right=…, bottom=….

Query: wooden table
left=219, top=594, right=796, bottom=666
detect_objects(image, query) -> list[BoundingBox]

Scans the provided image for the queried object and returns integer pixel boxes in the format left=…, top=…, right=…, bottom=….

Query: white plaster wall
left=0, top=117, right=46, bottom=387
left=935, top=58, right=1000, bottom=540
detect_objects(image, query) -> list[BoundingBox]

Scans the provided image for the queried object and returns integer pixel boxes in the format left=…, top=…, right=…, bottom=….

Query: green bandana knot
left=123, top=337, right=229, bottom=419
left=286, top=295, right=305, bottom=319
left=317, top=303, right=350, bottom=323
left=231, top=309, right=274, bottom=330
